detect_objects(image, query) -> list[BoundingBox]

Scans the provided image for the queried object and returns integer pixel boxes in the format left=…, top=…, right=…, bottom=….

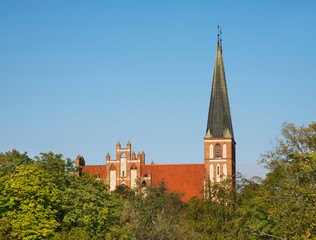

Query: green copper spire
left=206, top=35, right=234, bottom=139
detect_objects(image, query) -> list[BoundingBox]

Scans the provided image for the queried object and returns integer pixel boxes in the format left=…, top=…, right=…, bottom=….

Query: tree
left=34, top=152, right=127, bottom=239
left=0, top=150, right=33, bottom=177
left=35, top=152, right=75, bottom=191
left=0, top=151, right=128, bottom=239
left=58, top=171, right=126, bottom=239
left=113, top=184, right=133, bottom=200
left=248, top=122, right=316, bottom=239
left=0, top=150, right=36, bottom=239
left=0, top=163, right=60, bottom=240
left=123, top=180, right=200, bottom=240
left=184, top=177, right=251, bottom=240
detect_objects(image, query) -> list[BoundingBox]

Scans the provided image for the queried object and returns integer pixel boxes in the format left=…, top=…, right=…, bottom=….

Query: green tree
left=34, top=152, right=127, bottom=239
left=0, top=151, right=128, bottom=239
left=113, top=184, right=133, bottom=200
left=57, top=171, right=126, bottom=239
left=0, top=150, right=33, bottom=177
left=184, top=177, right=251, bottom=240
left=0, top=150, right=35, bottom=239
left=123, top=180, right=200, bottom=240
left=248, top=122, right=316, bottom=239
left=0, top=163, right=60, bottom=240
left=35, top=152, right=75, bottom=191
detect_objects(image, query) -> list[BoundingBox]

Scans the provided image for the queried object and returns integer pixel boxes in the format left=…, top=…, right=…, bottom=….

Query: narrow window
left=216, top=164, right=220, bottom=182
left=110, top=164, right=116, bottom=191
left=223, top=144, right=227, bottom=158
left=120, top=153, right=126, bottom=177
left=215, top=144, right=221, bottom=159
left=210, top=164, right=214, bottom=182
left=223, top=164, right=227, bottom=179
left=209, top=144, right=214, bottom=159
left=131, top=166, right=137, bottom=189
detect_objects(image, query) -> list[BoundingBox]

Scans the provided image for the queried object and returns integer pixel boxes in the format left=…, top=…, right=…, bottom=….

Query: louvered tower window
left=215, top=144, right=221, bottom=159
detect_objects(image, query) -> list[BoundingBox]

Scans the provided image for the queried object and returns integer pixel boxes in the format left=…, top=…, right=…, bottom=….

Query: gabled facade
left=76, top=35, right=235, bottom=202
left=76, top=142, right=204, bottom=202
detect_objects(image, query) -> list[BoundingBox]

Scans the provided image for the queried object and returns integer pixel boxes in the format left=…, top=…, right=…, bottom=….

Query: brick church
left=76, top=35, right=236, bottom=202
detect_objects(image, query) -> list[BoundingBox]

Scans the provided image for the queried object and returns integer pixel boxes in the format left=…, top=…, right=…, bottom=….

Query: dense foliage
left=0, top=151, right=126, bottom=240
left=0, top=122, right=315, bottom=239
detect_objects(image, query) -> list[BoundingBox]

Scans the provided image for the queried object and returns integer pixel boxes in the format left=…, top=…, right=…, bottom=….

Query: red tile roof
left=142, top=164, right=205, bottom=202
left=82, top=165, right=107, bottom=178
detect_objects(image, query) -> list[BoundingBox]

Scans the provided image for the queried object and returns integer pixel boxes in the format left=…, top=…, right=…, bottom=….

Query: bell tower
left=204, top=28, right=236, bottom=184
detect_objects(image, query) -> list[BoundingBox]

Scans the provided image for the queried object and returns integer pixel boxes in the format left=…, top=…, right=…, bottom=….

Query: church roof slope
left=206, top=38, right=234, bottom=139
left=142, top=164, right=204, bottom=202
left=82, top=165, right=107, bottom=178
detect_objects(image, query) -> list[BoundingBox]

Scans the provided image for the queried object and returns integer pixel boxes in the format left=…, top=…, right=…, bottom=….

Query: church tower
left=204, top=30, right=236, bottom=184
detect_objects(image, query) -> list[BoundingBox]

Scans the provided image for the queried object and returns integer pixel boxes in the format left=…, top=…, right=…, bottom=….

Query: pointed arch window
left=209, top=144, right=214, bottom=159
left=210, top=164, right=214, bottom=183
left=120, top=153, right=126, bottom=177
left=131, top=164, right=137, bottom=189
left=223, top=144, right=227, bottom=158
left=223, top=163, right=227, bottom=179
left=216, top=164, right=220, bottom=182
left=110, top=164, right=116, bottom=191
left=215, top=144, right=221, bottom=159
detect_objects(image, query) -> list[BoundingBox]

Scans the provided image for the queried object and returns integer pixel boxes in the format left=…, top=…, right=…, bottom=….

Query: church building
left=76, top=34, right=236, bottom=202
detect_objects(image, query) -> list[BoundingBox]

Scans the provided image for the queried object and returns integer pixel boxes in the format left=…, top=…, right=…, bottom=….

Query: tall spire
left=205, top=31, right=234, bottom=139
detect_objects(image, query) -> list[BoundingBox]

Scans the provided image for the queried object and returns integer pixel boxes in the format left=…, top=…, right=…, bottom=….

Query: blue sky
left=1, top=1, right=315, bottom=178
